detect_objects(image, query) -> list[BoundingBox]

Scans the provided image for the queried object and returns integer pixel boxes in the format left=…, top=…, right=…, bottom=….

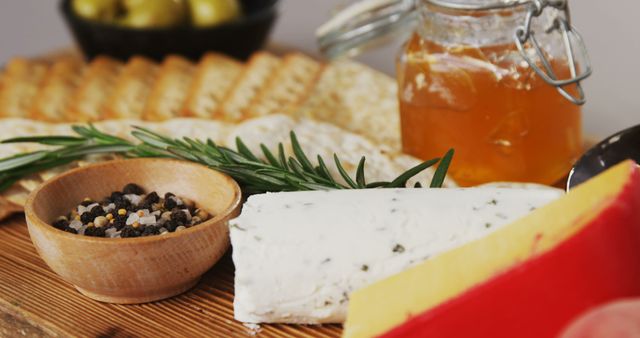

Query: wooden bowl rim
left=25, top=158, right=242, bottom=245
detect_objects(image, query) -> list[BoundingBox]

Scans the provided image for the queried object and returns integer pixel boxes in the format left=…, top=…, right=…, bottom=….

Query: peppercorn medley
left=52, top=183, right=212, bottom=238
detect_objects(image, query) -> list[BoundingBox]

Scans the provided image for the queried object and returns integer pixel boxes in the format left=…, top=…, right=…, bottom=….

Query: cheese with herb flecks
left=229, top=187, right=563, bottom=324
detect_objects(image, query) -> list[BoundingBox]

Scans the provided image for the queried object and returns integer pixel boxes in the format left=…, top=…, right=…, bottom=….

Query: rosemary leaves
left=0, top=125, right=454, bottom=194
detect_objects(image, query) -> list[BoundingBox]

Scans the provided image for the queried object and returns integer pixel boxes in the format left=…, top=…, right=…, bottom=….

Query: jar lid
left=317, top=0, right=529, bottom=59
left=317, top=0, right=592, bottom=105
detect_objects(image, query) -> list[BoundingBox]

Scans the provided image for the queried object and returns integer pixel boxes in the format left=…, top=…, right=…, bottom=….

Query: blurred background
left=0, top=0, right=637, bottom=137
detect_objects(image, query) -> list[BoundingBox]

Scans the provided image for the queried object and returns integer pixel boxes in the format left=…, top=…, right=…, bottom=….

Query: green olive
left=119, top=0, right=188, bottom=28
left=188, top=0, right=242, bottom=27
left=72, top=0, right=119, bottom=22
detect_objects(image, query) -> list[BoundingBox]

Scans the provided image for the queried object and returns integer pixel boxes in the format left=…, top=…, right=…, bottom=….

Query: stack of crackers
left=0, top=114, right=456, bottom=217
left=0, top=52, right=400, bottom=150
left=0, top=51, right=413, bottom=219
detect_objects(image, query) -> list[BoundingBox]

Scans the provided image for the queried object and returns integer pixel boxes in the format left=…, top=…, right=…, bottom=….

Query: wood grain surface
left=0, top=215, right=342, bottom=337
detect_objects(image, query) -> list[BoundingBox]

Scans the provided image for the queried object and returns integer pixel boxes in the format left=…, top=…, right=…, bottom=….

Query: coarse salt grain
left=103, top=203, right=116, bottom=213
left=126, top=213, right=140, bottom=225
left=139, top=216, right=156, bottom=225
left=69, top=220, right=83, bottom=231
left=77, top=203, right=99, bottom=215
left=105, top=228, right=119, bottom=238
left=124, top=194, right=142, bottom=206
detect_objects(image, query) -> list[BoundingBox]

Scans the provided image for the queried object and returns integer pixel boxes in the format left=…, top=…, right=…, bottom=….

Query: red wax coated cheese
left=379, top=163, right=640, bottom=338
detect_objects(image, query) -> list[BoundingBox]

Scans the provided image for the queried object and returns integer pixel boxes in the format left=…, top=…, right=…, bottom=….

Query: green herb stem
left=0, top=125, right=454, bottom=194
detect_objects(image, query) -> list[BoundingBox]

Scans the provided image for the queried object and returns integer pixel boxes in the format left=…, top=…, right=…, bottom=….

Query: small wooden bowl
left=24, top=158, right=242, bottom=304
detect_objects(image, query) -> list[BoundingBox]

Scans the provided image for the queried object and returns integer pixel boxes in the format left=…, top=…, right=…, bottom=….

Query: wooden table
left=0, top=215, right=342, bottom=338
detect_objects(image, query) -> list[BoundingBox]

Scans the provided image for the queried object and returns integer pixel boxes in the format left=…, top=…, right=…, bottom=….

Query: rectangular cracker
left=294, top=60, right=402, bottom=151
left=104, top=56, right=158, bottom=120
left=142, top=55, right=195, bottom=121
left=66, top=56, right=122, bottom=122
left=0, top=58, right=49, bottom=118
left=246, top=53, right=323, bottom=118
left=218, top=52, right=280, bottom=122
left=30, top=58, right=85, bottom=122
left=182, top=53, right=243, bottom=119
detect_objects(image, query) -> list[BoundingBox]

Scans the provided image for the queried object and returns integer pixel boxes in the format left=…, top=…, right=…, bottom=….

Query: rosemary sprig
left=0, top=125, right=453, bottom=194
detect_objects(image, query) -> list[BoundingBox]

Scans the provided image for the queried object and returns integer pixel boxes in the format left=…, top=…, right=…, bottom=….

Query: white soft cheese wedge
left=230, top=187, right=564, bottom=324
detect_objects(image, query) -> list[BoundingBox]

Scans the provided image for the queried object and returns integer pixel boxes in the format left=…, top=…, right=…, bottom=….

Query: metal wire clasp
left=514, top=0, right=592, bottom=105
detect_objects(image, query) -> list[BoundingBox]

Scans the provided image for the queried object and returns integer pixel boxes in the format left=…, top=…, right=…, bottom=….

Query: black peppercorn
left=123, top=183, right=145, bottom=195
left=144, top=191, right=160, bottom=205
left=52, top=219, right=69, bottom=230
left=64, top=227, right=78, bottom=234
left=80, top=200, right=95, bottom=207
left=114, top=198, right=131, bottom=211
left=110, top=191, right=125, bottom=202
left=90, top=205, right=105, bottom=218
left=164, top=220, right=180, bottom=232
left=85, top=226, right=106, bottom=237
left=163, top=197, right=177, bottom=210
left=112, top=215, right=127, bottom=230
left=141, top=226, right=160, bottom=237
left=137, top=201, right=153, bottom=211
left=170, top=210, right=188, bottom=224
left=121, top=225, right=141, bottom=238
left=80, top=212, right=94, bottom=224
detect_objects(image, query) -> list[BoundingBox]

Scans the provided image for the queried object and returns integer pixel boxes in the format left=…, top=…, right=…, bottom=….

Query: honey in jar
left=318, top=0, right=591, bottom=186
left=399, top=34, right=583, bottom=186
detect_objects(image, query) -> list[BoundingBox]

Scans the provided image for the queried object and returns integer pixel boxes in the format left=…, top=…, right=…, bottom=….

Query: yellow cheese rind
left=343, top=161, right=634, bottom=338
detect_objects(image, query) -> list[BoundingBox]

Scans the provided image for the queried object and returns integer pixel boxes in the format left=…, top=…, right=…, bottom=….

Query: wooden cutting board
left=0, top=215, right=342, bottom=337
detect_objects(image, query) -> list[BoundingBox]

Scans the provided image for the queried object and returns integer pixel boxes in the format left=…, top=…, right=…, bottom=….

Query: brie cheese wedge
left=230, top=187, right=563, bottom=324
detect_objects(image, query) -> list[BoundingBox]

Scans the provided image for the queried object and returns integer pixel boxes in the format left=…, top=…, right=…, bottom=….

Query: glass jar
left=318, top=0, right=592, bottom=186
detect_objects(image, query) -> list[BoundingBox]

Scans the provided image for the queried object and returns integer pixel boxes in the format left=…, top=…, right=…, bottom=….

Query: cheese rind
left=230, top=187, right=562, bottom=324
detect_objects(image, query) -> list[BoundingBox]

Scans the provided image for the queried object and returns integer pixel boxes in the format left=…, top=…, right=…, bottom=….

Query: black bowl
left=60, top=0, right=278, bottom=62
left=567, top=124, right=640, bottom=190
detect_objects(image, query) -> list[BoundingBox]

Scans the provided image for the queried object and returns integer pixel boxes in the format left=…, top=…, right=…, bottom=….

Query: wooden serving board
left=0, top=215, right=342, bottom=337
left=0, top=47, right=600, bottom=337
